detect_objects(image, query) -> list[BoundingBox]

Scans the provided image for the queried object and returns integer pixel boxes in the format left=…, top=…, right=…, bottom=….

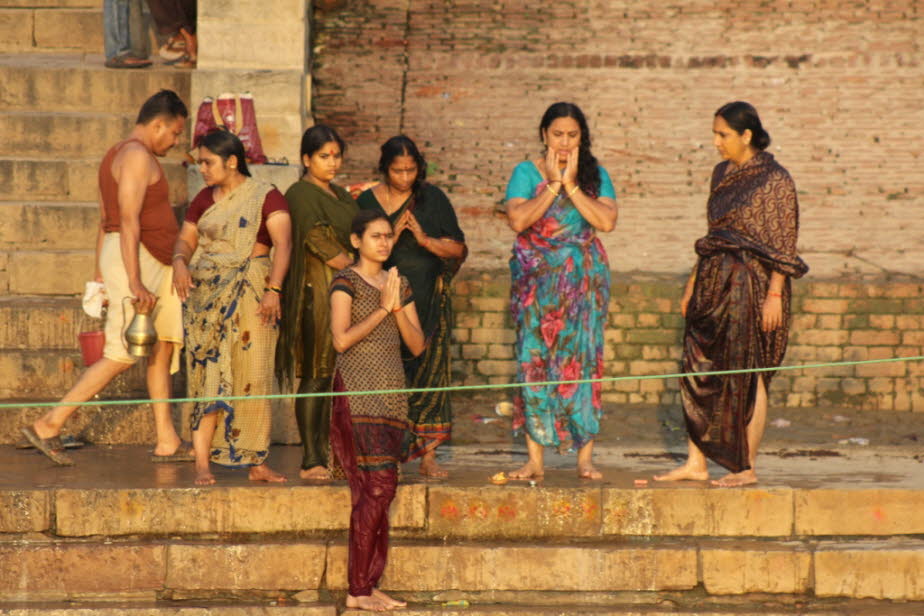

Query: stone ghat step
left=0, top=53, right=190, bottom=113
left=0, top=200, right=186, bottom=248
left=0, top=111, right=195, bottom=159
left=0, top=202, right=98, bottom=249
left=0, top=9, right=101, bottom=54
left=2, top=446, right=923, bottom=538
left=0, top=607, right=334, bottom=616
left=0, top=401, right=168, bottom=446
left=0, top=158, right=188, bottom=202
left=0, top=349, right=148, bottom=398
left=3, top=249, right=95, bottom=295
left=0, top=296, right=98, bottom=350
left=3, top=603, right=922, bottom=616
left=1, top=603, right=921, bottom=616
left=1, top=537, right=923, bottom=601
left=0, top=0, right=98, bottom=7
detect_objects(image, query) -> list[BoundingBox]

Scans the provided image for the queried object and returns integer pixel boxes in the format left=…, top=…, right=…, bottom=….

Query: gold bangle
left=265, top=285, right=282, bottom=294
left=568, top=184, right=579, bottom=196
left=545, top=183, right=560, bottom=196
left=172, top=253, right=187, bottom=264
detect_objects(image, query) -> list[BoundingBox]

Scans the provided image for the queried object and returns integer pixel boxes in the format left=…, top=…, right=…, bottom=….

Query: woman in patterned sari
left=357, top=135, right=466, bottom=478
left=654, top=101, right=808, bottom=487
left=504, top=102, right=618, bottom=481
left=329, top=210, right=424, bottom=612
left=276, top=125, right=358, bottom=480
left=172, top=130, right=292, bottom=485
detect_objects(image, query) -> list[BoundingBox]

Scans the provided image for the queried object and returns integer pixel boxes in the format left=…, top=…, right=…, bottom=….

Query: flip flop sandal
left=158, top=35, right=187, bottom=61
left=20, top=427, right=75, bottom=466
left=104, top=54, right=152, bottom=69
left=150, top=440, right=195, bottom=463
left=16, top=434, right=84, bottom=450
left=164, top=53, right=196, bottom=68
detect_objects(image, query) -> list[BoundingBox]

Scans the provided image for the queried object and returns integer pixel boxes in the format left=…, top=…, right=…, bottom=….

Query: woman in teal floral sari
left=504, top=102, right=618, bottom=480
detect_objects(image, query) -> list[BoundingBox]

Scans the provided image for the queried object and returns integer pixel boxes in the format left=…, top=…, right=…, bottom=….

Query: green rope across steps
left=2, top=355, right=921, bottom=409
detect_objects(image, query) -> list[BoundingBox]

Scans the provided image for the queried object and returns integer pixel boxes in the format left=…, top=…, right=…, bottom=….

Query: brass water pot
left=123, top=297, right=157, bottom=357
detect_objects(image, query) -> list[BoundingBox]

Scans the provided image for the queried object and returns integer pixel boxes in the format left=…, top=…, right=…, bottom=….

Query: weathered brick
left=801, top=299, right=849, bottom=314
left=470, top=328, right=516, bottom=344
left=850, top=330, right=900, bottom=346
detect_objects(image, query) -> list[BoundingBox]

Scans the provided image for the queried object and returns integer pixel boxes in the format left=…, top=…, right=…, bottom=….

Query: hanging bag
left=192, top=92, right=268, bottom=164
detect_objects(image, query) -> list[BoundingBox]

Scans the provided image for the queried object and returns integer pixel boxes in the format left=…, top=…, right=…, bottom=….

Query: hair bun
left=753, top=128, right=771, bottom=151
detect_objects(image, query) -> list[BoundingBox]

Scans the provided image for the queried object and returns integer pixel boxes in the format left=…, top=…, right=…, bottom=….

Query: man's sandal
left=21, top=426, right=75, bottom=466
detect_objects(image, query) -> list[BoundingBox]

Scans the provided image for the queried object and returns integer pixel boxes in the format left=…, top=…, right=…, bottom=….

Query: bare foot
left=653, top=463, right=710, bottom=482
left=152, top=436, right=184, bottom=457
left=712, top=469, right=757, bottom=487
left=346, top=593, right=389, bottom=611
left=299, top=465, right=331, bottom=480
left=419, top=454, right=448, bottom=478
left=249, top=463, right=287, bottom=483
left=508, top=461, right=544, bottom=480
left=578, top=464, right=603, bottom=480
left=372, top=588, right=407, bottom=608
left=194, top=465, right=216, bottom=486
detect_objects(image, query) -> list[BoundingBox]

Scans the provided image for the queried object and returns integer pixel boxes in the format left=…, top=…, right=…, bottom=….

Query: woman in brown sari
left=655, top=102, right=808, bottom=487
left=276, top=125, right=358, bottom=480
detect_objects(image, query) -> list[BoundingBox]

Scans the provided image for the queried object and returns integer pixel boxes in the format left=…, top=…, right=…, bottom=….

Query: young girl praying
left=328, top=210, right=425, bottom=612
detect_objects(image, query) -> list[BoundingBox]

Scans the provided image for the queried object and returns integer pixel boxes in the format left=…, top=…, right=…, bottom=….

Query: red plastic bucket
left=77, top=330, right=105, bottom=366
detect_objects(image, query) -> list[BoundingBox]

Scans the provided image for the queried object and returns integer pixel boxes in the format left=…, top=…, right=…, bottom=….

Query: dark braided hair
left=539, top=102, right=601, bottom=197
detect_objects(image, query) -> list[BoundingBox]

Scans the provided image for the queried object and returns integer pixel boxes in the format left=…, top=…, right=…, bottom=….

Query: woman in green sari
left=277, top=125, right=358, bottom=479
left=357, top=135, right=466, bottom=477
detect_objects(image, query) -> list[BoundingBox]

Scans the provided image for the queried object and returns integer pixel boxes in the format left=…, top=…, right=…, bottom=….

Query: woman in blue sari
left=504, top=102, right=618, bottom=480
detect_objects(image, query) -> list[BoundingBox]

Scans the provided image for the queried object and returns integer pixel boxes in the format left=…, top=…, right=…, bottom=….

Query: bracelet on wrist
left=264, top=286, right=282, bottom=295
left=768, top=292, right=782, bottom=297
left=545, top=183, right=560, bottom=197
left=172, top=253, right=187, bottom=264
left=568, top=184, right=580, bottom=196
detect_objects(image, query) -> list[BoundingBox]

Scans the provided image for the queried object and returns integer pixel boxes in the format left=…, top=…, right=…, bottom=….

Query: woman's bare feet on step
left=653, top=463, right=709, bottom=482
left=372, top=588, right=407, bottom=608
left=299, top=465, right=331, bottom=480
left=419, top=451, right=448, bottom=478
left=577, top=463, right=603, bottom=480
left=508, top=461, right=544, bottom=480
left=194, top=463, right=216, bottom=486
left=346, top=593, right=389, bottom=611
left=249, top=463, right=287, bottom=483
left=711, top=469, right=757, bottom=487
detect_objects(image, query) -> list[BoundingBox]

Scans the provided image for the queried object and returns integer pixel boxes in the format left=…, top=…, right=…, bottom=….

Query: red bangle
left=768, top=292, right=782, bottom=297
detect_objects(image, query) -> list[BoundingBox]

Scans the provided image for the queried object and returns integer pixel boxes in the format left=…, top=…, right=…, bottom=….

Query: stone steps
left=5, top=537, right=923, bottom=599
left=0, top=462, right=923, bottom=604
left=0, top=609, right=335, bottom=616
left=0, top=348, right=148, bottom=398
left=1, top=444, right=923, bottom=607
left=0, top=201, right=97, bottom=249
left=0, top=159, right=188, bottom=202
left=1, top=110, right=139, bottom=159
left=1, top=248, right=94, bottom=295
left=0, top=53, right=190, bottom=113
left=0, top=8, right=102, bottom=54
left=0, top=604, right=917, bottom=616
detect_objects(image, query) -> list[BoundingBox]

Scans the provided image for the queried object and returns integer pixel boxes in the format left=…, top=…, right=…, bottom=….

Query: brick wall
left=311, top=1, right=924, bottom=277
left=311, top=1, right=924, bottom=410
left=450, top=271, right=924, bottom=412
